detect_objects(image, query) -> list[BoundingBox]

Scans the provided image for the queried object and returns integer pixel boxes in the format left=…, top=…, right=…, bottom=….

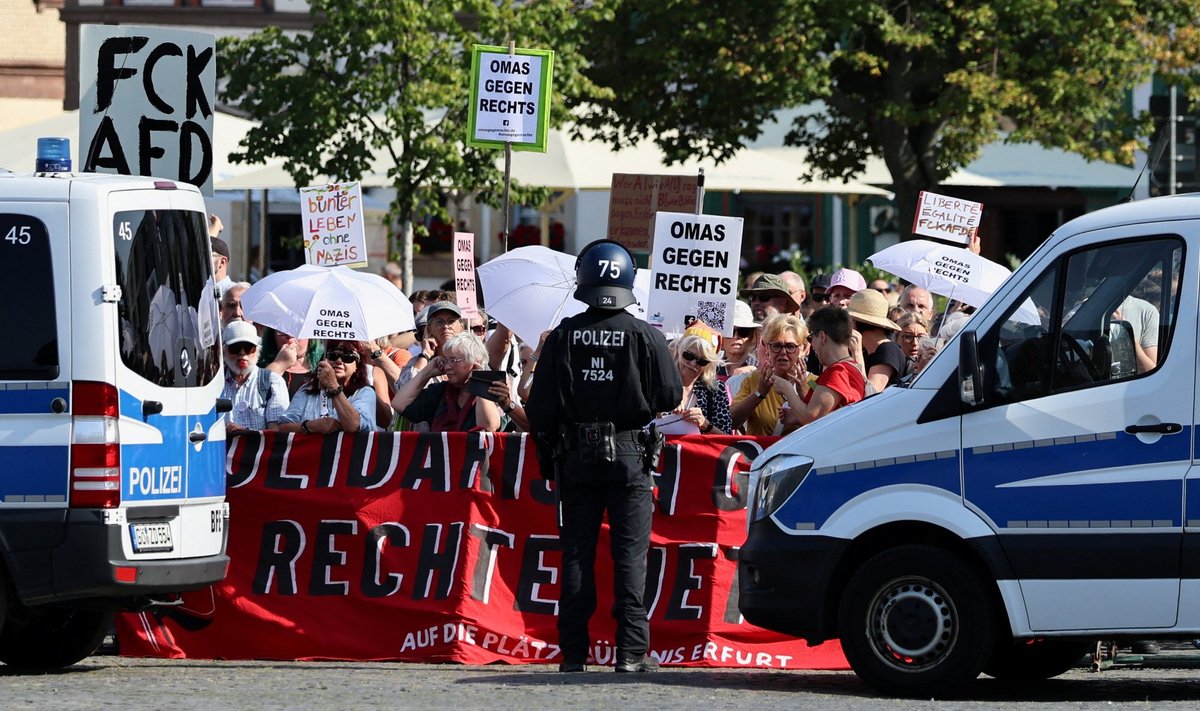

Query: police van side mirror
left=959, top=331, right=984, bottom=407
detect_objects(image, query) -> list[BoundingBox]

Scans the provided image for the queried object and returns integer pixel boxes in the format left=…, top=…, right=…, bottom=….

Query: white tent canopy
left=214, top=126, right=889, bottom=196
left=752, top=106, right=1137, bottom=190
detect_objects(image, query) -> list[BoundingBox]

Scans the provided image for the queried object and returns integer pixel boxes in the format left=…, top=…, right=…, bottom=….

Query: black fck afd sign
left=79, top=25, right=216, bottom=195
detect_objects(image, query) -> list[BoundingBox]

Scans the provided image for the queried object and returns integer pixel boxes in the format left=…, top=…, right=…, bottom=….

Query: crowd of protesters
left=219, top=250, right=975, bottom=436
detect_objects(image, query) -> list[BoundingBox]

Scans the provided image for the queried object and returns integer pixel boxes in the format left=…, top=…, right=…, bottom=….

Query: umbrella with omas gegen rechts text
left=239, top=264, right=415, bottom=341
left=867, top=239, right=1013, bottom=308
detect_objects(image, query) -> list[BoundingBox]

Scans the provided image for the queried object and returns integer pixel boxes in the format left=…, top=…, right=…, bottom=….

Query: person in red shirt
left=777, top=306, right=865, bottom=427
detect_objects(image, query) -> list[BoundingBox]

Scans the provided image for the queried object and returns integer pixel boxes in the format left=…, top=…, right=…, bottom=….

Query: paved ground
left=3, top=643, right=1200, bottom=710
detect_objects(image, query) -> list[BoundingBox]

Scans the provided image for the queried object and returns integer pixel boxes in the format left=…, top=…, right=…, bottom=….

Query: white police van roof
left=1051, top=192, right=1200, bottom=241
left=0, top=172, right=199, bottom=200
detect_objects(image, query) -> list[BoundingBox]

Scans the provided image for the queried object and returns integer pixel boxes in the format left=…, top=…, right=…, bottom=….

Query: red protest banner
left=117, top=432, right=846, bottom=669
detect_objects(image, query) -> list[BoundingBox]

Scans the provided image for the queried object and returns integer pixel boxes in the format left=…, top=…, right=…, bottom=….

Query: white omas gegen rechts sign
left=79, top=25, right=217, bottom=195
left=466, top=45, right=553, bottom=152
left=646, top=212, right=744, bottom=337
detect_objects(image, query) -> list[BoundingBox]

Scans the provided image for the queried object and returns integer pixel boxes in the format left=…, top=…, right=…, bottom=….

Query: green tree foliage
left=219, top=0, right=605, bottom=288
left=573, top=0, right=1200, bottom=238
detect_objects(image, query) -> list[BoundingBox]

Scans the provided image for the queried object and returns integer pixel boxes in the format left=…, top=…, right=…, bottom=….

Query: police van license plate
left=130, top=522, right=173, bottom=553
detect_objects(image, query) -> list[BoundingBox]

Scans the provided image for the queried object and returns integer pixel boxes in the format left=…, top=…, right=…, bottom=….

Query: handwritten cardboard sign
left=300, top=182, right=367, bottom=268
left=452, top=232, right=480, bottom=321
left=608, top=173, right=700, bottom=253
left=646, top=212, right=744, bottom=337
left=913, top=191, right=983, bottom=245
left=467, top=45, right=554, bottom=152
left=79, top=25, right=217, bottom=195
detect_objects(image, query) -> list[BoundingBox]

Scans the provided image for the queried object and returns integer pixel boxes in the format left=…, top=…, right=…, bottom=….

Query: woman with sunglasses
left=717, top=300, right=761, bottom=384
left=730, top=314, right=809, bottom=436
left=392, top=331, right=502, bottom=432
left=668, top=335, right=732, bottom=435
left=277, top=340, right=378, bottom=434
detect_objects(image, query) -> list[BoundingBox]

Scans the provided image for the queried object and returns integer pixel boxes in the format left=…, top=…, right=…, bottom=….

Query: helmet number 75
left=597, top=260, right=622, bottom=278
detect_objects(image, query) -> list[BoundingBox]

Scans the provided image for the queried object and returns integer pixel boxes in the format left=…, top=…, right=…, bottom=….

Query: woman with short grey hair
left=391, top=332, right=501, bottom=432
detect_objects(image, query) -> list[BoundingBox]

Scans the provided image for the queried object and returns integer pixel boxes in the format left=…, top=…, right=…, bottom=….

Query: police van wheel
left=0, top=606, right=113, bottom=669
left=838, top=545, right=998, bottom=697
left=985, top=639, right=1091, bottom=683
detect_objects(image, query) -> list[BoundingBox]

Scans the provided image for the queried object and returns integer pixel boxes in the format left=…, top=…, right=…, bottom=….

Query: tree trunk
left=400, top=219, right=415, bottom=294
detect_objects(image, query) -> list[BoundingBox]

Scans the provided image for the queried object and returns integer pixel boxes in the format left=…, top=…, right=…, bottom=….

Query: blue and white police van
left=0, top=171, right=229, bottom=668
left=740, top=194, right=1200, bottom=695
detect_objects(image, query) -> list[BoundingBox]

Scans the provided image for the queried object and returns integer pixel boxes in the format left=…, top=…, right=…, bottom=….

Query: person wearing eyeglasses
left=730, top=314, right=810, bottom=436
left=397, top=300, right=465, bottom=387
left=392, top=331, right=502, bottom=432
left=773, top=306, right=866, bottom=427
left=718, top=300, right=761, bottom=385
left=669, top=335, right=732, bottom=435
left=220, top=320, right=289, bottom=433
left=738, top=273, right=801, bottom=323
left=277, top=340, right=378, bottom=434
left=895, top=311, right=931, bottom=377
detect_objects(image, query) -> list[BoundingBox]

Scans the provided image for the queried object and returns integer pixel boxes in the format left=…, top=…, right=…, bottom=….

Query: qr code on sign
left=694, top=300, right=728, bottom=332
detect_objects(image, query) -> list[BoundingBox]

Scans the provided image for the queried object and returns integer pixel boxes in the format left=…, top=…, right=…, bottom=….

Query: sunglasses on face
left=470, top=325, right=487, bottom=335
left=681, top=351, right=711, bottom=367
left=809, top=294, right=830, bottom=304
left=769, top=341, right=800, bottom=353
left=732, top=327, right=758, bottom=339
left=227, top=343, right=255, bottom=356
left=325, top=351, right=359, bottom=363
left=751, top=293, right=782, bottom=304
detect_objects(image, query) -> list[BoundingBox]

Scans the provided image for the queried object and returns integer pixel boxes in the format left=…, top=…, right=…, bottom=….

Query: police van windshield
left=113, top=209, right=220, bottom=388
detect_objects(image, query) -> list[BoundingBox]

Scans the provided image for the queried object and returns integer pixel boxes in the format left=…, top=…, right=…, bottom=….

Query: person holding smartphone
left=391, top=332, right=502, bottom=432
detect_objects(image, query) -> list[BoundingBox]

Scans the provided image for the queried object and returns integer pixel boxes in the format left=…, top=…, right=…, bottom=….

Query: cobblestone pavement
left=3, top=644, right=1200, bottom=710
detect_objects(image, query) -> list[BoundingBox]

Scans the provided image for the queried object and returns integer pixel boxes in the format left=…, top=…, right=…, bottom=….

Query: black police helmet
left=574, top=239, right=637, bottom=310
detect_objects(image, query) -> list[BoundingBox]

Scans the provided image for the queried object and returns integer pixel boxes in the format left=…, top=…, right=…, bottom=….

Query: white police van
left=0, top=171, right=229, bottom=668
left=740, top=194, right=1199, bottom=695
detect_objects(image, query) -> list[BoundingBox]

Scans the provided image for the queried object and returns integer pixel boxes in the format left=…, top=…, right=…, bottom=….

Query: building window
left=740, top=197, right=817, bottom=270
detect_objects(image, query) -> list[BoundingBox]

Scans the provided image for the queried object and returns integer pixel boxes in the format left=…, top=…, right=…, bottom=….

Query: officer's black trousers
left=556, top=451, right=653, bottom=665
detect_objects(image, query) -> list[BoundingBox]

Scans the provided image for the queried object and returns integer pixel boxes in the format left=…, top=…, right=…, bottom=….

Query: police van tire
left=0, top=607, right=112, bottom=669
left=838, top=545, right=998, bottom=697
left=984, top=639, right=1091, bottom=683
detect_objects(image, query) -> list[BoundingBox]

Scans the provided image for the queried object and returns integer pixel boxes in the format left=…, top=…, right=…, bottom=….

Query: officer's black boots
left=614, top=655, right=660, bottom=673
left=558, top=662, right=586, bottom=672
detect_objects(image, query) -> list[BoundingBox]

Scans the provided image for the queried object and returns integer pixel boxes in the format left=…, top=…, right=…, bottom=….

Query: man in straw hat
left=847, top=289, right=905, bottom=393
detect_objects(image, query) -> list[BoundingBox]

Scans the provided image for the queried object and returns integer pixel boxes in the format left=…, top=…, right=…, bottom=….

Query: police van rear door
left=109, top=188, right=224, bottom=559
left=0, top=199, right=71, bottom=507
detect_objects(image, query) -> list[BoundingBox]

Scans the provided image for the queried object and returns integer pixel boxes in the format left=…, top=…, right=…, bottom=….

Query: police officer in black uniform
left=526, top=239, right=682, bottom=673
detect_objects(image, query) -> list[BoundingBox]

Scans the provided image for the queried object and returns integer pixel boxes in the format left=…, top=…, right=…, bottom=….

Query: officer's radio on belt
left=524, top=238, right=683, bottom=674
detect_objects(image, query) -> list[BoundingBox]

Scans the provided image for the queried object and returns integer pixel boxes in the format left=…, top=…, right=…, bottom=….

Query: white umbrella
left=868, top=239, right=1012, bottom=308
left=477, top=246, right=649, bottom=347
left=240, top=264, right=414, bottom=342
